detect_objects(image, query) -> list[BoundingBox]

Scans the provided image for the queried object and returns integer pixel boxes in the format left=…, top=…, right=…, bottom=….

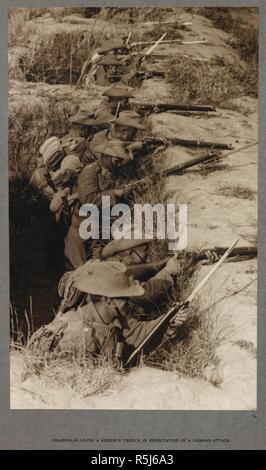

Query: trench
left=10, top=178, right=65, bottom=337
left=10, top=8, right=256, bottom=400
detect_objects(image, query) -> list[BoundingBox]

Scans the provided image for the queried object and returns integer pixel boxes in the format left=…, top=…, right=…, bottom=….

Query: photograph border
left=1, top=0, right=265, bottom=450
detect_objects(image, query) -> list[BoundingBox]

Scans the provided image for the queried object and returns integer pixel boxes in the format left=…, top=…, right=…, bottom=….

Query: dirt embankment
left=10, top=9, right=257, bottom=410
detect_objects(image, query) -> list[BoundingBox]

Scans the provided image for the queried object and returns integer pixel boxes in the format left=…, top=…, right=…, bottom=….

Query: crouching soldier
left=30, top=136, right=66, bottom=199
left=89, top=110, right=146, bottom=160
left=27, top=256, right=183, bottom=368
left=100, top=85, right=135, bottom=116
left=94, top=54, right=127, bottom=86
left=63, top=140, right=133, bottom=268
left=69, top=85, right=135, bottom=138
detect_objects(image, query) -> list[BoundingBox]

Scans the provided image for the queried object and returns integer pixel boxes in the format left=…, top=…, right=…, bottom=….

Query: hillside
left=9, top=7, right=258, bottom=410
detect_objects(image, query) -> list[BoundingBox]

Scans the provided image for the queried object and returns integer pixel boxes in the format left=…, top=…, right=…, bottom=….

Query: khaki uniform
left=27, top=260, right=175, bottom=364
left=89, top=129, right=112, bottom=158
left=94, top=100, right=113, bottom=120
left=54, top=266, right=172, bottom=359
left=64, top=162, right=117, bottom=268
left=121, top=268, right=173, bottom=354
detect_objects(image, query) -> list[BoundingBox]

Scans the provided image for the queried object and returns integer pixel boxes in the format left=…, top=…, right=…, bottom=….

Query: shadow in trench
left=9, top=178, right=66, bottom=336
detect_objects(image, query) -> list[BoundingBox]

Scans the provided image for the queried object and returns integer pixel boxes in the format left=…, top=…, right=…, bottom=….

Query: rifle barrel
left=145, top=137, right=231, bottom=150
left=169, top=138, right=231, bottom=149
left=191, top=246, right=257, bottom=261
left=165, top=152, right=219, bottom=175
left=165, top=141, right=258, bottom=175
left=132, top=103, right=216, bottom=112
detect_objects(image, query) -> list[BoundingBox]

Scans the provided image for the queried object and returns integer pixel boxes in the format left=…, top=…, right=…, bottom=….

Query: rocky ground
left=10, top=8, right=257, bottom=410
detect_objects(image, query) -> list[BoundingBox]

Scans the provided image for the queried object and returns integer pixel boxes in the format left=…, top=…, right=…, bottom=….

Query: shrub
left=19, top=31, right=94, bottom=85
left=9, top=96, right=74, bottom=179
left=145, top=301, right=225, bottom=380
left=200, top=7, right=258, bottom=66
left=167, top=55, right=258, bottom=105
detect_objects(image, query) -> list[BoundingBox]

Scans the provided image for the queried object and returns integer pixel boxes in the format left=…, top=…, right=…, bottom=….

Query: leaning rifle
left=122, top=141, right=258, bottom=193
left=126, top=239, right=240, bottom=364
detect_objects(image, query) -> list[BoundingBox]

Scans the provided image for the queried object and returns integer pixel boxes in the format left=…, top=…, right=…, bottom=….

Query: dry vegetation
left=166, top=7, right=258, bottom=104
left=199, top=7, right=258, bottom=64
left=11, top=31, right=96, bottom=84
left=217, top=185, right=256, bottom=200
left=9, top=7, right=257, bottom=394
left=9, top=97, right=73, bottom=178
left=146, top=303, right=224, bottom=384
left=167, top=56, right=257, bottom=106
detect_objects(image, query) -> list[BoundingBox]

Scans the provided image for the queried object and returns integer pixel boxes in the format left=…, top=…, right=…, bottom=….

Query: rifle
left=130, top=102, right=216, bottom=114
left=135, top=70, right=166, bottom=80
left=187, top=246, right=257, bottom=263
left=130, top=39, right=208, bottom=48
left=126, top=239, right=239, bottom=365
left=137, top=21, right=192, bottom=27
left=137, top=53, right=209, bottom=63
left=122, top=142, right=258, bottom=192
left=126, top=246, right=257, bottom=281
left=127, top=137, right=232, bottom=160
left=142, top=136, right=232, bottom=150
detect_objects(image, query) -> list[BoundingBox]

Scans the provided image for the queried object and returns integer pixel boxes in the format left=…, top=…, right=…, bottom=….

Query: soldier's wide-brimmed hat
left=39, top=136, right=65, bottom=168
left=75, top=259, right=144, bottom=297
left=70, top=113, right=110, bottom=128
left=103, top=85, right=135, bottom=98
left=98, top=55, right=124, bottom=66
left=95, top=40, right=129, bottom=55
left=114, top=111, right=146, bottom=130
left=94, top=140, right=133, bottom=160
left=102, top=224, right=153, bottom=258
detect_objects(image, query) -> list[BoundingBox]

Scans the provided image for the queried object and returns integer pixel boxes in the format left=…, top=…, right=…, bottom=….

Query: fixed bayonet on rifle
left=126, top=239, right=240, bottom=365
left=126, top=246, right=257, bottom=281
left=122, top=142, right=258, bottom=195
left=189, top=246, right=257, bottom=263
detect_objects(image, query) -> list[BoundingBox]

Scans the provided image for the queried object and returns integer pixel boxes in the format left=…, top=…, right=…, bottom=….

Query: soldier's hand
left=170, top=311, right=188, bottom=327
left=114, top=188, right=124, bottom=197
left=49, top=189, right=67, bottom=213
left=202, top=250, right=220, bottom=265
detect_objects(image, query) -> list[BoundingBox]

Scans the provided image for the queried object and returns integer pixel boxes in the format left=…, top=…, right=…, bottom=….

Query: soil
left=10, top=8, right=257, bottom=410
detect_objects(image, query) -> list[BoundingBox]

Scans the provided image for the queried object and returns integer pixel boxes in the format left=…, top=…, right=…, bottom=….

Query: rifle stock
left=126, top=258, right=168, bottom=280
left=125, top=247, right=257, bottom=278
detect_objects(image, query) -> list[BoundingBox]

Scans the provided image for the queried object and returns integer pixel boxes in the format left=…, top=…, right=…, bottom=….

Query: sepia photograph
left=8, top=6, right=258, bottom=411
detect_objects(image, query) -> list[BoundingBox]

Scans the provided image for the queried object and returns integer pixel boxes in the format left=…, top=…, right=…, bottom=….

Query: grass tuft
left=9, top=96, right=74, bottom=179
left=145, top=300, right=226, bottom=381
left=167, top=56, right=257, bottom=105
left=217, top=185, right=256, bottom=200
